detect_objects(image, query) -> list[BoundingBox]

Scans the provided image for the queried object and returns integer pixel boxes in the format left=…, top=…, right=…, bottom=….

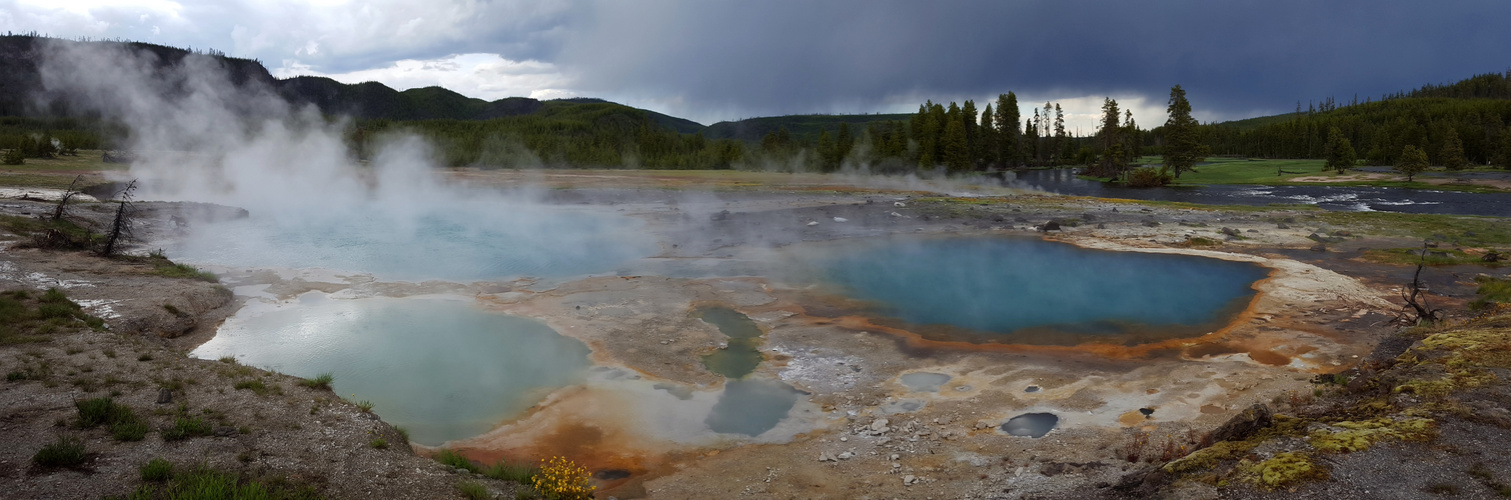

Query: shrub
left=369, top=438, right=387, bottom=449
left=531, top=456, right=594, bottom=500
left=298, top=373, right=334, bottom=390
left=1126, top=166, right=1174, bottom=187
left=141, top=458, right=174, bottom=481
left=32, top=436, right=86, bottom=467
left=111, top=418, right=150, bottom=441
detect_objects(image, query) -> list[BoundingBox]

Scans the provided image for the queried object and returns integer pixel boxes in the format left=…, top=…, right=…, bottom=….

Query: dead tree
left=100, top=179, right=137, bottom=257
left=50, top=175, right=83, bottom=222
left=1397, top=245, right=1444, bottom=325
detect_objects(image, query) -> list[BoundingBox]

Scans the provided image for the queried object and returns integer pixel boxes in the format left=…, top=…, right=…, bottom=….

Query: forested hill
left=0, top=35, right=702, bottom=130
left=705, top=114, right=913, bottom=142
left=1198, top=71, right=1511, bottom=166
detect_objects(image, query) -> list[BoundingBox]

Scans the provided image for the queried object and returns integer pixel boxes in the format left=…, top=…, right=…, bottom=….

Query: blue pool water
left=815, top=237, right=1268, bottom=340
left=191, top=297, right=592, bottom=445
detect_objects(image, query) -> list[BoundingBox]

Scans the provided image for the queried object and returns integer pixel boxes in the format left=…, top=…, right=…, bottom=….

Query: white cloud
left=274, top=53, right=575, bottom=102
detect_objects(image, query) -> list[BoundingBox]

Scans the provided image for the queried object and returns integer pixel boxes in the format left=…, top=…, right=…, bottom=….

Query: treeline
left=0, top=117, right=115, bottom=164
left=749, top=93, right=1115, bottom=173
left=1195, top=71, right=1511, bottom=168
left=352, top=101, right=744, bottom=169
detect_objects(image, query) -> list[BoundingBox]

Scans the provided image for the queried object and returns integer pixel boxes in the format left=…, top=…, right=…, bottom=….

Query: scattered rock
left=832, top=217, right=848, bottom=223
left=1142, top=220, right=1161, bottom=227
left=837, top=451, right=855, bottom=460
left=1205, top=403, right=1272, bottom=444
left=870, top=418, right=891, bottom=434
left=1039, top=221, right=1062, bottom=232
left=902, top=474, right=917, bottom=485
left=894, top=201, right=906, bottom=207
left=1276, top=223, right=1290, bottom=229
left=157, top=388, right=173, bottom=404
left=806, top=221, right=819, bottom=226
left=818, top=452, right=837, bottom=462
left=1482, top=252, right=1502, bottom=263
left=1310, top=243, right=1328, bottom=252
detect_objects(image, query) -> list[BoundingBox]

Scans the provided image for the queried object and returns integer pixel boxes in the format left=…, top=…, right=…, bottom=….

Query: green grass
left=32, top=435, right=87, bottom=468
left=162, top=416, right=212, bottom=441
left=1472, top=276, right=1511, bottom=310
left=129, top=252, right=218, bottom=282
left=456, top=481, right=490, bottom=500
left=0, top=288, right=105, bottom=344
left=369, top=438, right=387, bottom=449
left=76, top=397, right=148, bottom=440
left=1311, top=212, right=1511, bottom=247
left=1361, top=248, right=1505, bottom=267
left=140, top=458, right=173, bottom=481
left=484, top=460, right=539, bottom=484
left=107, top=466, right=325, bottom=500
left=297, top=373, right=334, bottom=390
left=433, top=449, right=479, bottom=473
left=1118, top=156, right=1511, bottom=192
left=233, top=379, right=282, bottom=396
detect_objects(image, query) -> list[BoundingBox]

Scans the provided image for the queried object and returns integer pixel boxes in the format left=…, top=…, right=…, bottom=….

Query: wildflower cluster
left=531, top=456, right=594, bottom=500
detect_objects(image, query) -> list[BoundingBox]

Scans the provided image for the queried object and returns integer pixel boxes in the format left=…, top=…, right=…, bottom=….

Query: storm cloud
left=3, top=0, right=1508, bottom=126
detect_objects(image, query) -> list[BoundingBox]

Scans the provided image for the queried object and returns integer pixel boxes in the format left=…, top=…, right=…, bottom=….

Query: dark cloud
left=5, top=0, right=1507, bottom=123
left=550, top=0, right=1511, bottom=121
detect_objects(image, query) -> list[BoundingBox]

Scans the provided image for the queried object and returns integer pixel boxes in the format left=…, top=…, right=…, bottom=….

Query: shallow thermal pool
left=808, top=236, right=1269, bottom=343
left=168, top=203, right=654, bottom=281
left=192, top=296, right=591, bottom=445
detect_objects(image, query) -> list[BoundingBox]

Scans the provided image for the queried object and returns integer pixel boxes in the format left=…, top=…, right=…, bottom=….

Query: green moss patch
left=1234, top=452, right=1328, bottom=489
left=1307, top=417, right=1437, bottom=453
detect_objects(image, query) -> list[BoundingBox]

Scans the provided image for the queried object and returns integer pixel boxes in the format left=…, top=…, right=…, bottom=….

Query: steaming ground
left=105, top=175, right=1427, bottom=500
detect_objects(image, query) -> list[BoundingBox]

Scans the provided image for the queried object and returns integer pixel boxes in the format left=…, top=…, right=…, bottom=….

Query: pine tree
left=1093, top=97, right=1126, bottom=178
left=817, top=130, right=837, bottom=171
left=961, top=100, right=978, bottom=167
left=1053, top=104, right=1066, bottom=165
left=836, top=123, right=853, bottom=162
left=1395, top=145, right=1429, bottom=181
left=995, top=93, right=1021, bottom=167
left=1162, top=85, right=1205, bottom=178
left=1323, top=127, right=1356, bottom=173
left=1496, top=131, right=1511, bottom=170
left=978, top=103, right=998, bottom=168
left=941, top=115, right=969, bottom=171
left=1440, top=128, right=1467, bottom=170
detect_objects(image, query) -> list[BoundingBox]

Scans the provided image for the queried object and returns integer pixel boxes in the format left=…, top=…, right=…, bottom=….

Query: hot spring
left=191, top=296, right=591, bottom=445
left=799, top=236, right=1269, bottom=344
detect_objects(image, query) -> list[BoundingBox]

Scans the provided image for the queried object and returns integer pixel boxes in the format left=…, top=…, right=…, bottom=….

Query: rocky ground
left=2, top=172, right=1509, bottom=499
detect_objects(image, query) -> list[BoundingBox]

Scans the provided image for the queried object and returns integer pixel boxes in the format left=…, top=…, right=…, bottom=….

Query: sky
left=3, top=0, right=1509, bottom=131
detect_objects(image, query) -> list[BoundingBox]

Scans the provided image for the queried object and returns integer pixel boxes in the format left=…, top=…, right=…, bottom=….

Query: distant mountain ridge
left=0, top=35, right=703, bottom=133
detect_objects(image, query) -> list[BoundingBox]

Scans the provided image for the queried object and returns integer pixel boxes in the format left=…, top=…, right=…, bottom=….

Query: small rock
left=870, top=418, right=891, bottom=433
left=806, top=221, right=819, bottom=226
left=1039, top=220, right=1062, bottom=232
left=1276, top=223, right=1290, bottom=229
left=818, top=452, right=837, bottom=462
left=894, top=201, right=907, bottom=207
left=839, top=436, right=847, bottom=442
left=1096, top=223, right=1107, bottom=229
left=1310, top=242, right=1327, bottom=252
left=213, top=426, right=237, bottom=437
left=1142, top=220, right=1160, bottom=227
left=833, top=217, right=848, bottom=223
left=157, top=388, right=173, bottom=404
left=903, top=475, right=917, bottom=485
left=838, top=451, right=856, bottom=460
